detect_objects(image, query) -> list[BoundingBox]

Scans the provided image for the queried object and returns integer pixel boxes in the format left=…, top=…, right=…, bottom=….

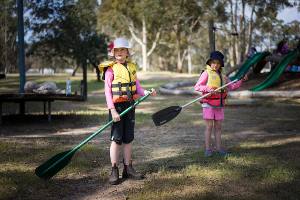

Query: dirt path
left=1, top=72, right=300, bottom=200
left=1, top=100, right=300, bottom=200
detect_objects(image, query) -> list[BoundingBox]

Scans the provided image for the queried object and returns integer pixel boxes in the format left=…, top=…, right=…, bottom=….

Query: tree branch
left=125, top=17, right=143, bottom=46
left=147, top=30, right=160, bottom=57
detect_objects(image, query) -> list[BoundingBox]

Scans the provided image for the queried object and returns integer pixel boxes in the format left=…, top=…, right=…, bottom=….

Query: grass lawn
left=0, top=72, right=299, bottom=200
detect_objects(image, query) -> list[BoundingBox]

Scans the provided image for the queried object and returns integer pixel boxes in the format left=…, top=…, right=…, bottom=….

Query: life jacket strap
left=112, top=91, right=137, bottom=96
left=112, top=82, right=136, bottom=87
left=118, top=82, right=122, bottom=96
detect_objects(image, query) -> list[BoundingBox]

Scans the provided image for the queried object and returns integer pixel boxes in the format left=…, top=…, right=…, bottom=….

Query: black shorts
left=109, top=101, right=135, bottom=145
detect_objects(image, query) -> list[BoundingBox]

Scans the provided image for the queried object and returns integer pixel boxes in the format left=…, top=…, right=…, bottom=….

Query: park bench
left=0, top=93, right=84, bottom=124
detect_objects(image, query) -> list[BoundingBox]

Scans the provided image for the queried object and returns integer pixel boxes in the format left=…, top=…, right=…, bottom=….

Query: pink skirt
left=202, top=107, right=224, bottom=120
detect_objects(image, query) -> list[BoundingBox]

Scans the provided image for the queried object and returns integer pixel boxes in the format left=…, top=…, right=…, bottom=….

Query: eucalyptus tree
left=158, top=0, right=203, bottom=73
left=27, top=0, right=108, bottom=82
left=223, top=0, right=295, bottom=66
left=246, top=0, right=293, bottom=52
left=198, top=0, right=228, bottom=51
left=0, top=0, right=18, bottom=73
left=98, top=0, right=166, bottom=71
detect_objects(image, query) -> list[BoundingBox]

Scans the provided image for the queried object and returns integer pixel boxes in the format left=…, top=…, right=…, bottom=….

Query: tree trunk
left=90, top=61, right=100, bottom=81
left=234, top=0, right=239, bottom=65
left=247, top=0, right=256, bottom=53
left=239, top=0, right=246, bottom=63
left=3, top=2, right=8, bottom=74
left=187, top=45, right=192, bottom=74
left=95, top=67, right=100, bottom=81
left=175, top=30, right=187, bottom=73
left=208, top=19, right=215, bottom=53
left=176, top=34, right=182, bottom=73
left=142, top=17, right=148, bottom=71
left=229, top=0, right=237, bottom=67
left=128, top=16, right=160, bottom=72
left=72, top=65, right=80, bottom=76
left=82, top=62, right=87, bottom=100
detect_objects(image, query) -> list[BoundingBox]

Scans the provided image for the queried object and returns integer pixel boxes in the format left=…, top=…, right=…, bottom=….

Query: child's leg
left=122, top=142, right=143, bottom=179
left=123, top=142, right=132, bottom=165
left=204, top=119, right=214, bottom=150
left=214, top=120, right=222, bottom=151
left=110, top=141, right=121, bottom=166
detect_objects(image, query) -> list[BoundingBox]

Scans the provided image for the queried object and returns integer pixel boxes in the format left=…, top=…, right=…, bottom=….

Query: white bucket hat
left=113, top=37, right=131, bottom=49
left=109, top=37, right=131, bottom=57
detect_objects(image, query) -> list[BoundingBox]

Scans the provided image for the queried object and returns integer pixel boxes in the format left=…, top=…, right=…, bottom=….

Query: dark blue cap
left=206, top=51, right=224, bottom=67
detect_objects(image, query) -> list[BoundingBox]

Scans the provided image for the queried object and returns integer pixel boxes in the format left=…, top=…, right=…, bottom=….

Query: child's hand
left=242, top=74, right=248, bottom=81
left=144, top=88, right=157, bottom=96
left=111, top=108, right=120, bottom=122
left=209, top=87, right=218, bottom=94
left=150, top=88, right=157, bottom=96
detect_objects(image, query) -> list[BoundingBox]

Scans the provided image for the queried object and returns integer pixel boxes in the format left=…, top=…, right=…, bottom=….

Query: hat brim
left=206, top=59, right=224, bottom=67
left=111, top=48, right=131, bottom=57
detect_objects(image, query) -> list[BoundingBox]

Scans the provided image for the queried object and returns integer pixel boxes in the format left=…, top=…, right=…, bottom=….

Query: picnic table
left=0, top=93, right=84, bottom=124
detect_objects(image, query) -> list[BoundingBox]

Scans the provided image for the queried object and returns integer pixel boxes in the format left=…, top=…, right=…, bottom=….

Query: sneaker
left=109, top=164, right=120, bottom=185
left=204, top=149, right=213, bottom=157
left=122, top=161, right=144, bottom=180
left=217, top=149, right=229, bottom=156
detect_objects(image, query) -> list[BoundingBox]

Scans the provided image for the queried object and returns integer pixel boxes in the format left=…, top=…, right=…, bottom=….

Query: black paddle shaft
left=152, top=80, right=238, bottom=126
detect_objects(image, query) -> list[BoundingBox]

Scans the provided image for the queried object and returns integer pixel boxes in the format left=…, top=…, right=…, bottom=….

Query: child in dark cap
left=194, top=51, right=247, bottom=157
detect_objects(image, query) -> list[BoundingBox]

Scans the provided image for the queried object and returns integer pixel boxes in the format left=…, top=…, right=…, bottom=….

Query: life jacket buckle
left=118, top=82, right=122, bottom=96
left=126, top=84, right=133, bottom=100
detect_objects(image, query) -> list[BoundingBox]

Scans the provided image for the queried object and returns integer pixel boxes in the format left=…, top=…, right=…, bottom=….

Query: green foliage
left=99, top=0, right=166, bottom=38
left=26, top=0, right=109, bottom=72
left=251, top=0, right=295, bottom=47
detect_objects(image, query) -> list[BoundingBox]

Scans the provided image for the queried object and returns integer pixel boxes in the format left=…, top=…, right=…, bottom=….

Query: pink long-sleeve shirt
left=104, top=68, right=145, bottom=109
left=194, top=71, right=242, bottom=93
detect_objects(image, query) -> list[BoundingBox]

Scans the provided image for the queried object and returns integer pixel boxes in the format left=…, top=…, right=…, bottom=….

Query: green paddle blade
left=152, top=106, right=182, bottom=126
left=35, top=150, right=75, bottom=180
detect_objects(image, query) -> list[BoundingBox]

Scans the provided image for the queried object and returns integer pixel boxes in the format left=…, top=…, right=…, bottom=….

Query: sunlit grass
left=0, top=73, right=103, bottom=93
left=0, top=73, right=300, bottom=199
left=127, top=137, right=300, bottom=200
left=240, top=136, right=300, bottom=149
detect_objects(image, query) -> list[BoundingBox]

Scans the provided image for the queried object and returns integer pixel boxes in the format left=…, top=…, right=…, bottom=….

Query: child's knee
left=206, top=124, right=214, bottom=130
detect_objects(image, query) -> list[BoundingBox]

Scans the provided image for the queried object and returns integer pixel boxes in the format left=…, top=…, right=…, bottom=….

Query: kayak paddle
left=35, top=90, right=154, bottom=180
left=152, top=80, right=238, bottom=126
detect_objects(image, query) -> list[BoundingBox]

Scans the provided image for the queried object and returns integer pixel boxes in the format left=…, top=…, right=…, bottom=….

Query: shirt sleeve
left=104, top=68, right=115, bottom=109
left=136, top=78, right=145, bottom=96
left=225, top=77, right=243, bottom=91
left=194, top=71, right=212, bottom=93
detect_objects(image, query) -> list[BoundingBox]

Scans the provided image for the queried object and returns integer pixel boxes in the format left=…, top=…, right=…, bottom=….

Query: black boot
left=122, top=160, right=144, bottom=180
left=109, top=164, right=119, bottom=185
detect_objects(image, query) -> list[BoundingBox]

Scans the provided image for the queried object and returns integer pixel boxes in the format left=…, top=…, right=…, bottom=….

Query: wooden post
left=0, top=102, right=2, bottom=125
left=48, top=101, right=51, bottom=122
left=43, top=101, right=46, bottom=115
left=20, top=101, right=25, bottom=115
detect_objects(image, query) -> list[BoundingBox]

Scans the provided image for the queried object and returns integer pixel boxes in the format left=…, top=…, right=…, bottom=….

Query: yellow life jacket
left=98, top=60, right=115, bottom=81
left=98, top=60, right=139, bottom=103
left=206, top=65, right=222, bottom=88
left=202, top=65, right=227, bottom=107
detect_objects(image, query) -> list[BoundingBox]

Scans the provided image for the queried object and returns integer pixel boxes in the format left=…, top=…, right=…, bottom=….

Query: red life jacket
left=201, top=92, right=227, bottom=107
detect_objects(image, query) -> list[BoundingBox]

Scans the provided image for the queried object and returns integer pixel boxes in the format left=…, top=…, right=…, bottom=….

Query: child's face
left=210, top=60, right=221, bottom=70
left=114, top=48, right=128, bottom=63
